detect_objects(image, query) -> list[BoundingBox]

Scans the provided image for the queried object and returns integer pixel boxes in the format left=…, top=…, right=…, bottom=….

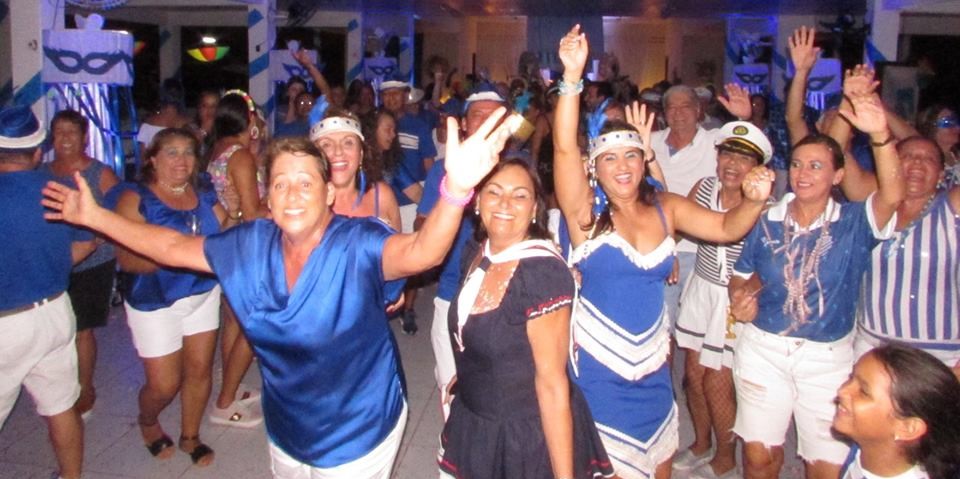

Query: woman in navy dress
left=42, top=110, right=513, bottom=478
left=438, top=159, right=613, bottom=479
left=552, top=25, right=774, bottom=478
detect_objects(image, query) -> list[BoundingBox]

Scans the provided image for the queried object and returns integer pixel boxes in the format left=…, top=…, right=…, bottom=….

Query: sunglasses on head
left=936, top=116, right=959, bottom=129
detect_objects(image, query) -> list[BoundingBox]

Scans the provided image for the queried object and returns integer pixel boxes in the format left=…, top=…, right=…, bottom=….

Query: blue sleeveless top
left=120, top=179, right=220, bottom=311
left=41, top=160, right=116, bottom=272
left=203, top=216, right=406, bottom=468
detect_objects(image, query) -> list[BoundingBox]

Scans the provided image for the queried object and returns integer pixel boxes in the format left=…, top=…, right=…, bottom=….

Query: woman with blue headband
left=553, top=25, right=773, bottom=479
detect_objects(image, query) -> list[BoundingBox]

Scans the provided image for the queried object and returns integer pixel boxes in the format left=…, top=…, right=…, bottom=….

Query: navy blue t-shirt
left=0, top=170, right=92, bottom=310
left=274, top=119, right=310, bottom=139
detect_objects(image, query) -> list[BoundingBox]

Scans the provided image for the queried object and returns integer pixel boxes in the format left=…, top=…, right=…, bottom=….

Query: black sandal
left=179, top=436, right=215, bottom=467
left=138, top=417, right=174, bottom=458
left=145, top=435, right=174, bottom=457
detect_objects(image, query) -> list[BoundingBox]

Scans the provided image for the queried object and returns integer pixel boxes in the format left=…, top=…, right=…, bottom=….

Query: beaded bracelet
left=557, top=78, right=584, bottom=96
left=440, top=175, right=474, bottom=207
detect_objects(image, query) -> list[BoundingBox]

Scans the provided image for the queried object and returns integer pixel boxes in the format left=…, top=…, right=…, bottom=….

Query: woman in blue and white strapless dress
left=552, top=25, right=775, bottom=479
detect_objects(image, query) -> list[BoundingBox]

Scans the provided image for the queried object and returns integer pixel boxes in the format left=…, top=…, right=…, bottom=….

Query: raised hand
left=839, top=93, right=889, bottom=136
left=626, top=101, right=656, bottom=157
left=843, top=64, right=879, bottom=97
left=788, top=26, right=820, bottom=73
left=292, top=48, right=313, bottom=67
left=558, top=24, right=589, bottom=79
left=741, top=165, right=775, bottom=203
left=444, top=107, right=510, bottom=196
left=42, top=171, right=102, bottom=227
left=717, top=83, right=752, bottom=120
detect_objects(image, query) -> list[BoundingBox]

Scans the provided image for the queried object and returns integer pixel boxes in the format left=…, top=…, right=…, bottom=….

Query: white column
left=247, top=0, right=275, bottom=120
left=345, top=13, right=362, bottom=84
left=10, top=0, right=63, bottom=121
left=865, top=0, right=900, bottom=65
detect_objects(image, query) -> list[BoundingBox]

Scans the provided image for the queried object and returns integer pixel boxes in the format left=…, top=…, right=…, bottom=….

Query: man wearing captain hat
left=0, top=105, right=95, bottom=479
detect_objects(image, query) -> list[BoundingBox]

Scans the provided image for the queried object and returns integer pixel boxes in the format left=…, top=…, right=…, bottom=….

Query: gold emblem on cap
left=733, top=125, right=749, bottom=136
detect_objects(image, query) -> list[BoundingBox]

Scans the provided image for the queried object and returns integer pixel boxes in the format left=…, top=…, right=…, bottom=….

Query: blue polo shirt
left=0, top=170, right=92, bottom=310
left=418, top=160, right=474, bottom=301
left=733, top=193, right=895, bottom=342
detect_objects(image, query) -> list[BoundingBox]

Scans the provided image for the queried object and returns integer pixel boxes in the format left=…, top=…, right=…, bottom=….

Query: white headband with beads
left=309, top=116, right=365, bottom=142
left=588, top=130, right=644, bottom=161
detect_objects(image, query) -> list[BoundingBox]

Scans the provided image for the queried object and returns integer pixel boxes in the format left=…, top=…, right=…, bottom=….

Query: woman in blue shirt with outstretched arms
left=42, top=109, right=512, bottom=479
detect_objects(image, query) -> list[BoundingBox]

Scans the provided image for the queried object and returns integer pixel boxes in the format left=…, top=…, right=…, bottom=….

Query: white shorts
left=269, top=403, right=407, bottom=479
left=399, top=204, right=418, bottom=234
left=675, top=274, right=740, bottom=370
left=0, top=294, right=80, bottom=421
left=733, top=324, right=852, bottom=465
left=125, top=286, right=221, bottom=358
left=430, top=297, right=455, bottom=420
left=853, top=326, right=960, bottom=368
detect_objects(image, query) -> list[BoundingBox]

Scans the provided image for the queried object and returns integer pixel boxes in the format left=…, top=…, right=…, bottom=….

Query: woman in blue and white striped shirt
left=839, top=133, right=960, bottom=375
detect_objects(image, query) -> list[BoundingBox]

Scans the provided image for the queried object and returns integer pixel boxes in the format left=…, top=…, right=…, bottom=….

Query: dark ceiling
left=278, top=0, right=867, bottom=18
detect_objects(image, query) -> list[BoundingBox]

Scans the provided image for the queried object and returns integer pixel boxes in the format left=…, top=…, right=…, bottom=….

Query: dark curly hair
left=361, top=110, right=403, bottom=187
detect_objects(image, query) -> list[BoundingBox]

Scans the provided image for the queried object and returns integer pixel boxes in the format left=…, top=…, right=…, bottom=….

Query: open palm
left=444, top=107, right=511, bottom=195
left=41, top=172, right=101, bottom=227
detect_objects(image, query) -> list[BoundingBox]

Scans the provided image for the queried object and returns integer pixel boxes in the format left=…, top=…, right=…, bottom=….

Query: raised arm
left=528, top=306, right=574, bottom=479
left=293, top=49, right=331, bottom=98
left=829, top=65, right=879, bottom=150
left=839, top=93, right=904, bottom=227
left=42, top=174, right=212, bottom=274
left=786, top=26, right=818, bottom=145
left=382, top=108, right=511, bottom=280
left=552, top=25, right=593, bottom=244
left=626, top=101, right=667, bottom=187
left=668, top=166, right=773, bottom=243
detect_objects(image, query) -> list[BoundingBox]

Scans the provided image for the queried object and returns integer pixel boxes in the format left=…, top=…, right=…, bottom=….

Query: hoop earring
left=250, top=126, right=260, bottom=140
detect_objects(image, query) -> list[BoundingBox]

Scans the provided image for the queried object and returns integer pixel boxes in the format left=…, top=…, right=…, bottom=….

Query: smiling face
left=833, top=353, right=899, bottom=444
left=52, top=119, right=87, bottom=159
left=789, top=143, right=843, bottom=203
left=267, top=151, right=334, bottom=242
left=478, top=164, right=537, bottom=251
left=716, top=147, right=758, bottom=191
left=150, top=136, right=196, bottom=186
left=664, top=91, right=700, bottom=135
left=314, top=131, right=362, bottom=189
left=898, top=138, right=943, bottom=200
left=595, top=145, right=646, bottom=202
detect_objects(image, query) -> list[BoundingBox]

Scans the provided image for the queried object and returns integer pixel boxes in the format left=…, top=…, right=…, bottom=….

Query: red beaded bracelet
left=439, top=175, right=474, bottom=207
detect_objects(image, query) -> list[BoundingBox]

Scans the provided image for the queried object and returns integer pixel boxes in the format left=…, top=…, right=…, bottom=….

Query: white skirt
left=675, top=274, right=740, bottom=370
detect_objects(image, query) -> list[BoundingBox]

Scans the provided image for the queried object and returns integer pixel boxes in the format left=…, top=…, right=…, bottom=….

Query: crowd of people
left=1, top=22, right=959, bottom=479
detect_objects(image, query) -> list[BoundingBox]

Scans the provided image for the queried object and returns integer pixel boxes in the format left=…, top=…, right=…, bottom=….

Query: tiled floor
left=0, top=285, right=803, bottom=478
